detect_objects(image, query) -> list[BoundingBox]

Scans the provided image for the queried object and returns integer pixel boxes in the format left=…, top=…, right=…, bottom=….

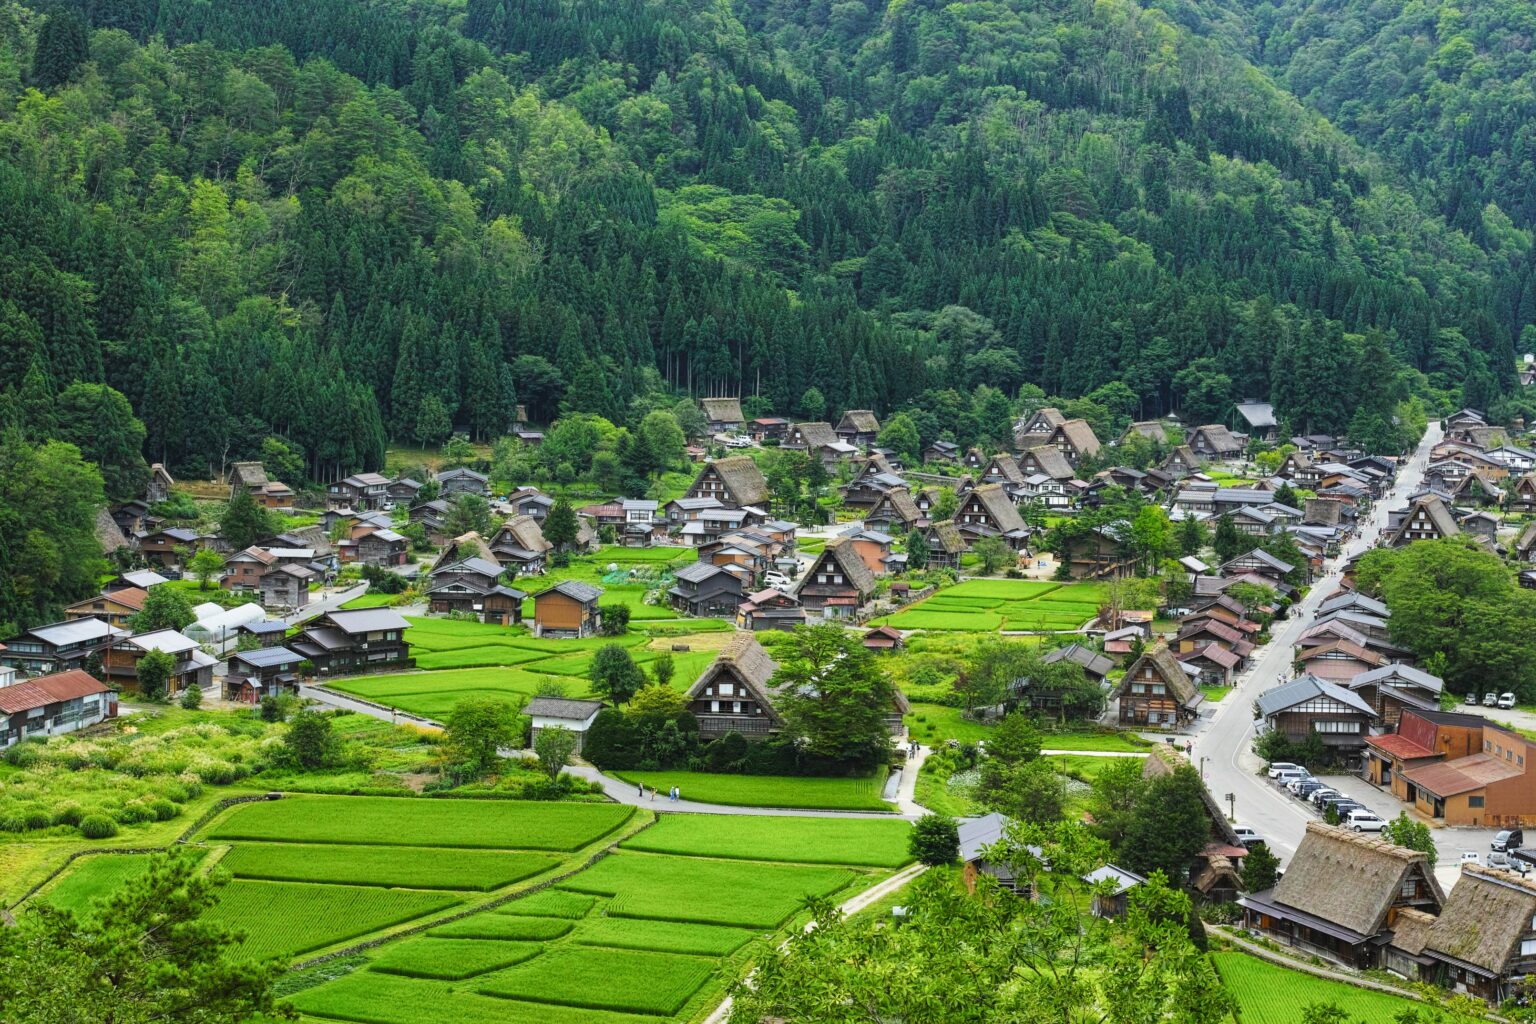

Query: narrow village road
left=1190, top=422, right=1442, bottom=865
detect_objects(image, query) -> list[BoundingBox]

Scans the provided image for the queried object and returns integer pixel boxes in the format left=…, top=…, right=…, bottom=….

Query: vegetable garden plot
left=477, top=946, right=717, bottom=1016
left=205, top=796, right=633, bottom=851
left=205, top=879, right=460, bottom=960
left=428, top=914, right=574, bottom=940
left=494, top=889, right=595, bottom=918
left=369, top=937, right=544, bottom=979
left=574, top=917, right=760, bottom=956
left=558, top=852, right=854, bottom=928
left=622, top=813, right=912, bottom=867
left=219, top=843, right=559, bottom=890
left=290, top=970, right=658, bottom=1024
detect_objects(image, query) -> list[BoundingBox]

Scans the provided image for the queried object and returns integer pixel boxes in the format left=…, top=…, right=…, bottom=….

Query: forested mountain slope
left=1244, top=0, right=1536, bottom=250
left=0, top=0, right=1531, bottom=483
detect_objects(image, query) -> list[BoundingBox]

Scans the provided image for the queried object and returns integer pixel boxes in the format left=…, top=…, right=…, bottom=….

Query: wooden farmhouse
left=700, top=397, right=745, bottom=435
left=835, top=409, right=881, bottom=447
left=63, top=588, right=147, bottom=630
left=1255, top=674, right=1378, bottom=765
left=0, top=670, right=115, bottom=750
left=1013, top=407, right=1066, bottom=449
left=954, top=482, right=1030, bottom=550
left=1044, top=419, right=1102, bottom=466
left=683, top=455, right=770, bottom=510
left=794, top=536, right=875, bottom=620
left=1241, top=822, right=1443, bottom=969
left=1110, top=644, right=1202, bottom=729
left=291, top=609, right=413, bottom=676
left=685, top=633, right=782, bottom=740
left=435, top=467, right=488, bottom=497
left=1187, top=424, right=1245, bottom=459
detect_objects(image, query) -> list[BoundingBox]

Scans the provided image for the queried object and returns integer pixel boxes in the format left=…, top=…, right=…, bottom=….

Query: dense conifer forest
left=3, top=0, right=1534, bottom=477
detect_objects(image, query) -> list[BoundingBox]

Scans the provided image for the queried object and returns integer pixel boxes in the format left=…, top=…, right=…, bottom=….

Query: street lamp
left=1226, top=791, right=1236, bottom=821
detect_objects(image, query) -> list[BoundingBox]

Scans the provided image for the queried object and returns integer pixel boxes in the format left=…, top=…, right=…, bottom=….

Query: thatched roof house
left=1241, top=822, right=1444, bottom=969
left=684, top=455, right=770, bottom=509
left=1418, top=864, right=1536, bottom=1001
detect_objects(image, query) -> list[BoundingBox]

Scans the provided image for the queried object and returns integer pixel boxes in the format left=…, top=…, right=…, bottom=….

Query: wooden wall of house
left=535, top=594, right=585, bottom=630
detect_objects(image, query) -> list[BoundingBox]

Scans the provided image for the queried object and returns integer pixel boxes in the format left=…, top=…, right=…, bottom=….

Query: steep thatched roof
left=873, top=487, right=921, bottom=526
left=432, top=531, right=500, bottom=571
left=95, top=508, right=128, bottom=553
left=687, top=632, right=781, bottom=714
left=1051, top=419, right=1102, bottom=457
left=1191, top=424, right=1244, bottom=453
left=489, top=516, right=551, bottom=559
left=1272, top=822, right=1443, bottom=939
left=836, top=409, right=880, bottom=434
left=927, top=519, right=966, bottom=554
left=1424, top=865, right=1536, bottom=974
left=703, top=455, right=770, bottom=506
left=1389, top=908, right=1438, bottom=957
left=701, top=397, right=745, bottom=423
left=1020, top=446, right=1074, bottom=480
left=983, top=453, right=1027, bottom=485
left=808, top=535, right=876, bottom=598
left=959, top=483, right=1028, bottom=535
left=793, top=422, right=839, bottom=448
left=1124, top=420, right=1169, bottom=444
left=1116, top=645, right=1202, bottom=708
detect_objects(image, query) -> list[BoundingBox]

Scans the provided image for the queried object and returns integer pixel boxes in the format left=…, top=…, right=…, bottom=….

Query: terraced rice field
left=330, top=618, right=722, bottom=716
left=1213, top=952, right=1424, bottom=1023
left=219, top=843, right=560, bottom=890
left=607, top=769, right=891, bottom=811
left=206, top=795, right=633, bottom=850
left=205, top=879, right=460, bottom=960
left=274, top=806, right=901, bottom=1024
left=557, top=851, right=855, bottom=928
left=622, top=813, right=913, bottom=867
left=874, top=579, right=1108, bottom=632
left=476, top=946, right=717, bottom=1015
left=41, top=851, right=201, bottom=913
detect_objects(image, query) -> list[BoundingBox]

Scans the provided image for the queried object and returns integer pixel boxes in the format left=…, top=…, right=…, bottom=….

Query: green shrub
left=79, top=815, right=119, bottom=839
left=150, top=800, right=180, bottom=821
left=51, top=802, right=83, bottom=826
left=23, top=807, right=52, bottom=830
left=0, top=814, right=25, bottom=832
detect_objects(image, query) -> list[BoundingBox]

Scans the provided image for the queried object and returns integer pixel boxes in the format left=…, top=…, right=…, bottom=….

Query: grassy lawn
left=1037, top=730, right=1153, bottom=752
left=905, top=703, right=995, bottom=745
left=341, top=591, right=401, bottom=609
left=621, top=813, right=912, bottom=867
left=1201, top=684, right=1231, bottom=703
left=914, top=768, right=982, bottom=817
left=1213, top=951, right=1423, bottom=1023
left=607, top=769, right=890, bottom=812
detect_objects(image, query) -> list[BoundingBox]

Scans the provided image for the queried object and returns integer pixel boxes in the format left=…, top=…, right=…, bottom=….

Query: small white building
left=524, top=697, right=604, bottom=753
left=184, top=602, right=267, bottom=652
left=0, top=670, right=116, bottom=749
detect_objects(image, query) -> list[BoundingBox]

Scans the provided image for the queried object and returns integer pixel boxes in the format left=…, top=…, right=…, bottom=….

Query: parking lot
left=1269, top=770, right=1499, bottom=892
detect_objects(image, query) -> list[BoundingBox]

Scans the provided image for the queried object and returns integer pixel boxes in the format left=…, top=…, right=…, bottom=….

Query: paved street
left=1189, top=422, right=1484, bottom=884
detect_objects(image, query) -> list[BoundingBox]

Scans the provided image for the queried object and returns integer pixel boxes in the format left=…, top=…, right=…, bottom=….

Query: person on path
left=675, top=785, right=682, bottom=803
left=649, top=786, right=657, bottom=801
left=637, top=781, right=644, bottom=798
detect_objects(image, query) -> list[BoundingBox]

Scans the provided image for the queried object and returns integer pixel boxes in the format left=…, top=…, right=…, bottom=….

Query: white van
left=1346, top=810, right=1386, bottom=833
left=1266, top=762, right=1302, bottom=779
left=1499, top=693, right=1518, bottom=709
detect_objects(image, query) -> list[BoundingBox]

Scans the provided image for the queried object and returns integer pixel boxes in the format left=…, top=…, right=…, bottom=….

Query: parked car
left=1462, top=851, right=1483, bottom=866
left=1273, top=769, right=1309, bottom=786
left=1347, top=810, right=1387, bottom=833
left=1488, top=851, right=1529, bottom=875
left=763, top=571, right=792, bottom=589
left=1285, top=776, right=1317, bottom=794
left=1484, top=692, right=1500, bottom=706
left=1465, top=692, right=1479, bottom=706
left=1493, top=828, right=1525, bottom=853
left=1232, top=826, right=1264, bottom=847
left=1266, top=762, right=1302, bottom=779
left=1292, top=781, right=1326, bottom=799
left=1309, top=788, right=1340, bottom=807
left=1499, top=692, right=1518, bottom=709
left=1322, top=796, right=1364, bottom=816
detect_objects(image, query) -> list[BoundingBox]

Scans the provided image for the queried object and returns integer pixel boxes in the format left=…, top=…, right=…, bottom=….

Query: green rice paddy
left=608, top=769, right=891, bottom=812
left=873, top=579, right=1108, bottom=633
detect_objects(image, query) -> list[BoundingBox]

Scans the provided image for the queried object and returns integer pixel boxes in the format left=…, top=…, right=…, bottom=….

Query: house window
left=720, top=683, right=734, bottom=697
left=1469, top=796, right=1485, bottom=808
left=732, top=702, right=742, bottom=714
left=1522, top=939, right=1536, bottom=957
left=1400, top=880, right=1418, bottom=898
left=710, top=701, right=720, bottom=713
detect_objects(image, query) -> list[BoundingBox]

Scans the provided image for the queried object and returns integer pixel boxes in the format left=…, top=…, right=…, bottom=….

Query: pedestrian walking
left=649, top=786, right=657, bottom=801
left=637, top=781, right=644, bottom=798
left=675, top=786, right=682, bottom=802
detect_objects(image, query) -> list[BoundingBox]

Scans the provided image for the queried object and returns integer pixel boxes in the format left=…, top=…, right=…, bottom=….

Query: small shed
left=959, top=812, right=1031, bottom=895
left=1084, top=864, right=1146, bottom=918
left=532, top=581, right=604, bottom=639
left=525, top=697, right=605, bottom=753
left=862, top=625, right=905, bottom=653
